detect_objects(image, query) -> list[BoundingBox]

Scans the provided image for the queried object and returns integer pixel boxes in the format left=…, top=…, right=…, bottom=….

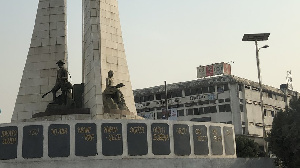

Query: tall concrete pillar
left=12, top=0, right=68, bottom=122
left=83, top=0, right=136, bottom=118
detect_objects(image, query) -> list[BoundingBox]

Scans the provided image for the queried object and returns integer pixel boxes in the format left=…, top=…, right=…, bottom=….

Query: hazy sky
left=0, top=0, right=299, bottom=123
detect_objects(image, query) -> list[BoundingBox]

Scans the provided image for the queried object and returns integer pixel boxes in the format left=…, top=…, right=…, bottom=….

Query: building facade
left=133, top=75, right=298, bottom=144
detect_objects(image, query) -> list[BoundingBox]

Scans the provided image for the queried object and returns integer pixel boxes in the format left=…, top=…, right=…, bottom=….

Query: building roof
left=133, top=75, right=293, bottom=96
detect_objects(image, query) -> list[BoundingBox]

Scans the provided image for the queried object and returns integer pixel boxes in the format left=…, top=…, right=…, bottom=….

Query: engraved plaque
left=22, top=125, right=43, bottom=158
left=173, top=124, right=191, bottom=156
left=0, top=126, right=18, bottom=160
left=210, top=126, right=223, bottom=155
left=75, top=123, right=97, bottom=156
left=127, top=123, right=148, bottom=156
left=193, top=125, right=209, bottom=155
left=102, top=123, right=123, bottom=156
left=48, top=124, right=70, bottom=158
left=151, top=123, right=170, bottom=155
left=223, top=127, right=235, bottom=155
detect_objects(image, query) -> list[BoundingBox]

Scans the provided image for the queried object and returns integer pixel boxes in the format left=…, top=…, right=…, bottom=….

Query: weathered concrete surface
left=12, top=0, right=68, bottom=122
left=82, top=0, right=136, bottom=119
left=0, top=158, right=275, bottom=168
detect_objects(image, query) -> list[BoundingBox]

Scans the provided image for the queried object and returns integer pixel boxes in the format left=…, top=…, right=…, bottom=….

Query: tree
left=268, top=97, right=300, bottom=168
left=235, top=135, right=264, bottom=158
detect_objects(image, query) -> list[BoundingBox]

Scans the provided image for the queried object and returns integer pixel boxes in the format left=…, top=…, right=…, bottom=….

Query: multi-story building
left=133, top=75, right=298, bottom=144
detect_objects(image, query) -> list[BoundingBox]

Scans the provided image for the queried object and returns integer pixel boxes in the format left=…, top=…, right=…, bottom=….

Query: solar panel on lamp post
left=242, top=33, right=270, bottom=154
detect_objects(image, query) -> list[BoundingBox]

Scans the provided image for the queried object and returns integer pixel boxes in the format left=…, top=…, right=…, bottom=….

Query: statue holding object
left=103, top=70, right=129, bottom=113
left=42, top=60, right=73, bottom=105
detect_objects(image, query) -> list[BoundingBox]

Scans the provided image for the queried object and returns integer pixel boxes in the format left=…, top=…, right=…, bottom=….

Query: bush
left=268, top=97, right=300, bottom=168
left=236, top=135, right=265, bottom=158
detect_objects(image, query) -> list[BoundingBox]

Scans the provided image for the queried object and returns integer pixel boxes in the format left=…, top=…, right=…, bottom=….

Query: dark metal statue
left=103, top=70, right=129, bottom=111
left=42, top=60, right=72, bottom=105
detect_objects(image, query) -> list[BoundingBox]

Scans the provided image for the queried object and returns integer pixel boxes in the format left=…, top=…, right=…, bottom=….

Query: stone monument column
left=82, top=0, right=136, bottom=119
left=12, top=0, right=68, bottom=122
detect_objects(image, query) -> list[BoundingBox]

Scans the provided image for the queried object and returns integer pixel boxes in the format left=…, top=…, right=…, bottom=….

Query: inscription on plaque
left=210, top=126, right=223, bottom=155
left=75, top=123, right=97, bottom=156
left=0, top=126, right=18, bottom=160
left=151, top=123, right=170, bottom=155
left=193, top=125, right=209, bottom=155
left=48, top=124, right=70, bottom=158
left=223, top=127, right=235, bottom=155
left=22, top=125, right=43, bottom=158
left=173, top=124, right=191, bottom=156
left=127, top=123, right=148, bottom=156
left=102, top=123, right=123, bottom=156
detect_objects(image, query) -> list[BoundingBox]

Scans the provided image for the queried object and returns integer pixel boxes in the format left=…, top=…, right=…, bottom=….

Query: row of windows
left=136, top=98, right=231, bottom=111
left=134, top=85, right=230, bottom=103
left=137, top=104, right=232, bottom=114
left=244, top=85, right=285, bottom=101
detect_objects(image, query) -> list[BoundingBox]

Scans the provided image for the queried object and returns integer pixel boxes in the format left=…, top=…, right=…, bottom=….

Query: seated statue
left=103, top=70, right=129, bottom=112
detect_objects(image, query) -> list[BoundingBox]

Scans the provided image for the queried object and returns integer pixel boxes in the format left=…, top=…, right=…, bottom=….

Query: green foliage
left=236, top=135, right=264, bottom=158
left=268, top=97, right=300, bottom=168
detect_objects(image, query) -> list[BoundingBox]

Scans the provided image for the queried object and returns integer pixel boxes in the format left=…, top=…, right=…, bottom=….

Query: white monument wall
left=83, top=0, right=136, bottom=118
left=12, top=0, right=68, bottom=122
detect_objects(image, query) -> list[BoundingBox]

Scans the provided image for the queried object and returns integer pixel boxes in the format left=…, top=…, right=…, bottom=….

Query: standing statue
left=42, top=60, right=72, bottom=105
left=103, top=70, right=129, bottom=112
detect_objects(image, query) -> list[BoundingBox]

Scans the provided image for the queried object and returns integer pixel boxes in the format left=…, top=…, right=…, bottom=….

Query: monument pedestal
left=0, top=120, right=236, bottom=163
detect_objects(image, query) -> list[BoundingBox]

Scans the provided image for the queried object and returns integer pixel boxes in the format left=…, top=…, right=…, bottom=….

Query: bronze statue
left=103, top=70, right=129, bottom=111
left=42, top=60, right=72, bottom=105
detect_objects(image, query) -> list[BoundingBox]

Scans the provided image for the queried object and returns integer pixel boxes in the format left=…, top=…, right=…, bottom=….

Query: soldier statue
left=42, top=60, right=72, bottom=105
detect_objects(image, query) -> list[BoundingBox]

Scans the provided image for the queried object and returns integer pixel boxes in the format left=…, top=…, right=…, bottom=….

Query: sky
left=0, top=0, right=299, bottom=123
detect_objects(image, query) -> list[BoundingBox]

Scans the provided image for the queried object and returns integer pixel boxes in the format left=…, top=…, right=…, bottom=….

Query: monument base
left=32, top=104, right=90, bottom=118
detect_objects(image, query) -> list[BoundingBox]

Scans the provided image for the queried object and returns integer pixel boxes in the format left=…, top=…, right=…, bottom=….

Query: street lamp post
left=242, top=33, right=270, bottom=154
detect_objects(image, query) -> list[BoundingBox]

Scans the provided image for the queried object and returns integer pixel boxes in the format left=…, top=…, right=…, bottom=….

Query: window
left=209, top=106, right=217, bottom=113
left=225, top=98, right=231, bottom=102
left=202, top=87, right=209, bottom=93
left=219, top=105, right=225, bottom=112
left=218, top=99, right=224, bottom=103
left=268, top=92, right=273, bottom=99
left=225, top=104, right=231, bottom=112
left=204, top=107, right=210, bottom=114
left=194, top=108, right=201, bottom=115
left=271, top=111, right=275, bottom=117
left=240, top=105, right=244, bottom=112
left=155, top=94, right=161, bottom=100
left=184, top=89, right=191, bottom=96
left=224, top=84, right=229, bottom=91
left=191, top=88, right=199, bottom=95
left=178, top=110, right=184, bottom=116
left=187, top=109, right=194, bottom=115
left=264, top=109, right=267, bottom=116
left=219, top=104, right=231, bottom=112
left=209, top=86, right=215, bottom=93
left=157, top=112, right=163, bottom=119
left=238, top=84, right=243, bottom=91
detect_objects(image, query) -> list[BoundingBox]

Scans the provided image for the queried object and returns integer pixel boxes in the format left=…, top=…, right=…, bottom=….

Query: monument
left=0, top=0, right=237, bottom=167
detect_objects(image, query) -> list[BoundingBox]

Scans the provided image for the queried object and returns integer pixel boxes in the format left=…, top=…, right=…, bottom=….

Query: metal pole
left=165, top=81, right=168, bottom=119
left=255, top=40, right=267, bottom=154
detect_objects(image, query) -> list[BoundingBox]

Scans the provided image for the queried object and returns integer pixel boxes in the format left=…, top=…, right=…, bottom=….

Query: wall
left=0, top=158, right=275, bottom=168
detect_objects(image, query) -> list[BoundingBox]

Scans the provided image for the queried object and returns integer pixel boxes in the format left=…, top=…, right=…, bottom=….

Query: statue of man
left=51, top=60, right=69, bottom=103
left=103, top=70, right=128, bottom=110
